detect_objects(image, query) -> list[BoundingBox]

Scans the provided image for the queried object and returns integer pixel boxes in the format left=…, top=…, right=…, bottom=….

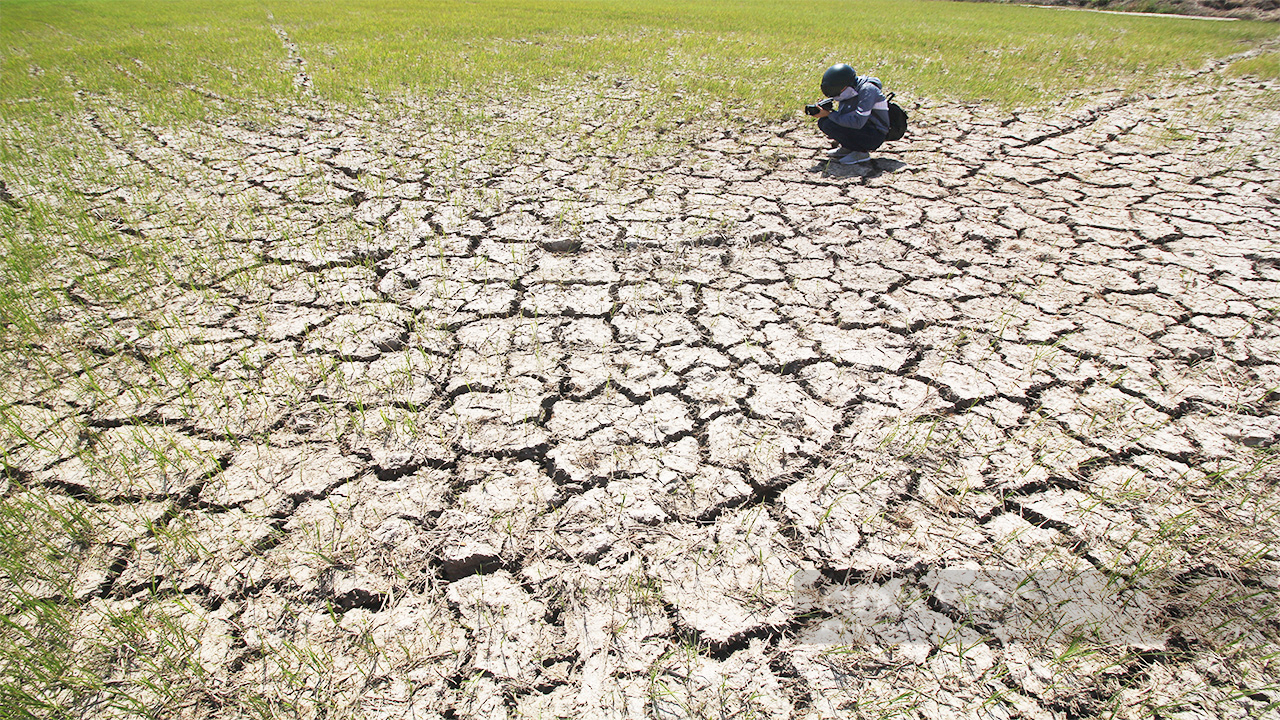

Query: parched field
left=4, top=2, right=1280, bottom=719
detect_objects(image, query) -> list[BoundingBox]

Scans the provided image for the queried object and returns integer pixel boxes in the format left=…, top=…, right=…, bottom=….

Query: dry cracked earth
left=3, top=62, right=1280, bottom=720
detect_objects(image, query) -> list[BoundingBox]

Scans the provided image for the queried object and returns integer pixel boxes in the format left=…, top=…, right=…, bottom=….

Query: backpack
left=884, top=92, right=908, bottom=142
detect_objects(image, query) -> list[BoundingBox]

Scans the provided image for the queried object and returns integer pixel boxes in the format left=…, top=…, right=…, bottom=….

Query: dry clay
left=3, top=69, right=1279, bottom=719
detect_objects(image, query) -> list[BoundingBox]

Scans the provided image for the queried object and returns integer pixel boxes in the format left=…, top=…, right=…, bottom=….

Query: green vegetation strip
left=2, top=0, right=1278, bottom=123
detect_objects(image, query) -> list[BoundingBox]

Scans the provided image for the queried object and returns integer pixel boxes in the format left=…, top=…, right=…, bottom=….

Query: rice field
left=2, top=1, right=1280, bottom=719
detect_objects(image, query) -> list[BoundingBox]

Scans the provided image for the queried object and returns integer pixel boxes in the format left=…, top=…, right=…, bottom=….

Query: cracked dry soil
left=3, top=68, right=1280, bottom=719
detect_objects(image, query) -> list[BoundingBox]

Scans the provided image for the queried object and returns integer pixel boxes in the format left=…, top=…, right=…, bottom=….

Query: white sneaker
left=826, top=146, right=852, bottom=158
left=838, top=151, right=871, bottom=165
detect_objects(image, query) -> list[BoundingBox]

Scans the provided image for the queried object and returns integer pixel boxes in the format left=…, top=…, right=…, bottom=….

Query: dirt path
left=3, top=71, right=1279, bottom=718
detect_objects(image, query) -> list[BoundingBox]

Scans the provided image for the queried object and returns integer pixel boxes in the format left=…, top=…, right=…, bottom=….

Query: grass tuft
left=1227, top=51, right=1280, bottom=80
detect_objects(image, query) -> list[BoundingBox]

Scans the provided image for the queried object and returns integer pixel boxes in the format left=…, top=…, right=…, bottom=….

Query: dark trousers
left=818, top=117, right=886, bottom=152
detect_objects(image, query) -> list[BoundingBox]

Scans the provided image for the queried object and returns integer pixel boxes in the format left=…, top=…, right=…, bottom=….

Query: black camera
left=804, top=98, right=834, bottom=116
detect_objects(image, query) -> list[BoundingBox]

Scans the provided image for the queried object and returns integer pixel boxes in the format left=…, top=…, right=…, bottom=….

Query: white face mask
left=832, top=86, right=858, bottom=102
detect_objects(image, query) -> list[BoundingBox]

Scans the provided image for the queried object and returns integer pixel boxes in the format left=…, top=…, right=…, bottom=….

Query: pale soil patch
left=3, top=70, right=1279, bottom=718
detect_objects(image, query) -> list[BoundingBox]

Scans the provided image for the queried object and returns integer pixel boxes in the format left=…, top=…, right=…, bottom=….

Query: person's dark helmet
left=820, top=63, right=858, bottom=98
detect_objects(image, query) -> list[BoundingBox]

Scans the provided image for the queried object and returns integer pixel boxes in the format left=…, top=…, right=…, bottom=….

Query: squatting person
left=807, top=63, right=891, bottom=165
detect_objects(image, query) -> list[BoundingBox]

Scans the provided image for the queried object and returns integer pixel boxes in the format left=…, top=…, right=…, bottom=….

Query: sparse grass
left=1227, top=50, right=1280, bottom=80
